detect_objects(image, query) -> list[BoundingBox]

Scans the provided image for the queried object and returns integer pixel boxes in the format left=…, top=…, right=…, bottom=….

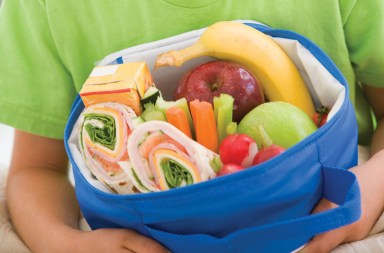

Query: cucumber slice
left=140, top=86, right=160, bottom=106
left=141, top=103, right=166, bottom=122
left=131, top=116, right=145, bottom=128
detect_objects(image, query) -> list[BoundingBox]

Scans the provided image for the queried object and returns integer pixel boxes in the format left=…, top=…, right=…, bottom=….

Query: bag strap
left=226, top=166, right=360, bottom=242
left=143, top=167, right=360, bottom=253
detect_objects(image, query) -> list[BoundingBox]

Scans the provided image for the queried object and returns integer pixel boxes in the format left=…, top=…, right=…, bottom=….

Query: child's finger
left=298, top=198, right=345, bottom=253
left=298, top=228, right=347, bottom=253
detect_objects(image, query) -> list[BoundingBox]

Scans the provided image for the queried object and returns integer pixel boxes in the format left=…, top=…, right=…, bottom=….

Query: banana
left=154, top=21, right=315, bottom=117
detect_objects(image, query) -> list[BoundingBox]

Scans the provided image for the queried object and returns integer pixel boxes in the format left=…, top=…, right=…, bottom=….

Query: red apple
left=174, top=60, right=264, bottom=122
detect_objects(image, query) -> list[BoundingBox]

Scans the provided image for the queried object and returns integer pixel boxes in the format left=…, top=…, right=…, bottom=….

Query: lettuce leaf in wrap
left=119, top=120, right=218, bottom=192
left=78, top=102, right=137, bottom=194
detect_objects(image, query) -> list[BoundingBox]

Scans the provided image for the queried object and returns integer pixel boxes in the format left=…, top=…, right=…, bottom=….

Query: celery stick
left=156, top=96, right=194, bottom=136
left=214, top=94, right=234, bottom=143
left=226, top=122, right=238, bottom=135
left=209, top=156, right=223, bottom=173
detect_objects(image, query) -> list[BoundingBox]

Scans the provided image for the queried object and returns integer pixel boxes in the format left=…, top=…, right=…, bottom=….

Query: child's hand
left=73, top=228, right=169, bottom=253
left=299, top=150, right=384, bottom=253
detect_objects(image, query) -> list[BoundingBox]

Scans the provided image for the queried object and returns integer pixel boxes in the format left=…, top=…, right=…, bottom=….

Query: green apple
left=238, top=102, right=318, bottom=149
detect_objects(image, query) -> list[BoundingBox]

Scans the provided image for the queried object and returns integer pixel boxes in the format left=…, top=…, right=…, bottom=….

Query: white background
left=0, top=124, right=14, bottom=170
left=1, top=0, right=14, bottom=172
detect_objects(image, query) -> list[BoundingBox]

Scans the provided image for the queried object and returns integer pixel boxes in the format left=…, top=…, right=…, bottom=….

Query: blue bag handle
left=143, top=167, right=360, bottom=253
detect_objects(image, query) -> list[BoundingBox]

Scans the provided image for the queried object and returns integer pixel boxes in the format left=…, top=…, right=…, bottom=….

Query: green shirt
left=0, top=0, right=383, bottom=143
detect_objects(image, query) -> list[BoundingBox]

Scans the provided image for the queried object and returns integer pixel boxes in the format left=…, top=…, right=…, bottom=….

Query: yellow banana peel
left=155, top=21, right=315, bottom=117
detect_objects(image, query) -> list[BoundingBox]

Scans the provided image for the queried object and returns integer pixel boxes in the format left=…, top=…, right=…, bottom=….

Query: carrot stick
left=165, top=106, right=193, bottom=139
left=189, top=99, right=219, bottom=153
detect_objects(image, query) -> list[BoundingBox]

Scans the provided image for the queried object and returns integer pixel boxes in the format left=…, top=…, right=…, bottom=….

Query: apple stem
left=211, top=82, right=218, bottom=91
left=257, top=124, right=273, bottom=148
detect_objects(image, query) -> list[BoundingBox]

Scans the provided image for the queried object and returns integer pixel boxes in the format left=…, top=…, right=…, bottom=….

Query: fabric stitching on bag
left=316, top=99, right=351, bottom=169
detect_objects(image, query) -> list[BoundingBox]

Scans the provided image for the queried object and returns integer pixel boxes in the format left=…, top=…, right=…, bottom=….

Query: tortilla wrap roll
left=119, top=121, right=218, bottom=193
left=78, top=102, right=137, bottom=193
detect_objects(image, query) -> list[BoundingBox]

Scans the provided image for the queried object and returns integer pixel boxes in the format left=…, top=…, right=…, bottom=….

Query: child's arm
left=300, top=85, right=384, bottom=253
left=6, top=130, right=168, bottom=253
left=364, top=85, right=384, bottom=155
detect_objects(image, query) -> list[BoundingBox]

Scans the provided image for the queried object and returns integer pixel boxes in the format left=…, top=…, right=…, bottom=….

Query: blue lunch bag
left=64, top=21, right=361, bottom=253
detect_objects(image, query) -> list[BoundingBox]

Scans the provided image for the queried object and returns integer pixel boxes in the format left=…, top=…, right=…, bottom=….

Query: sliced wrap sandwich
left=119, top=121, right=219, bottom=193
left=78, top=102, right=137, bottom=194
